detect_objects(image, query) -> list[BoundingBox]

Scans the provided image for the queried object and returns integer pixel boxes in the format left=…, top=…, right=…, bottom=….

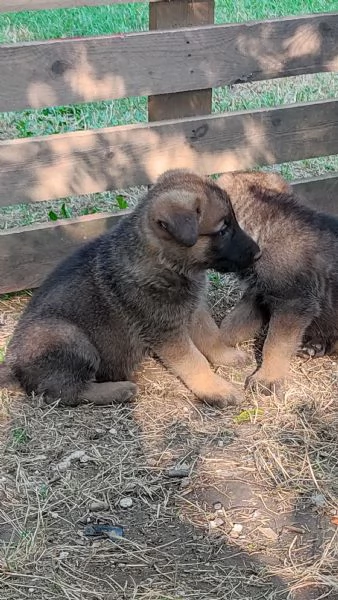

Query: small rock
left=310, top=492, right=326, bottom=508
left=54, top=450, right=91, bottom=472
left=218, top=440, right=224, bottom=448
left=209, top=517, right=224, bottom=529
left=230, top=523, right=243, bottom=538
left=28, top=588, right=34, bottom=594
left=109, top=428, right=117, bottom=435
left=167, top=464, right=190, bottom=478
left=89, top=500, right=109, bottom=512
left=58, top=551, right=69, bottom=561
left=119, top=497, right=133, bottom=509
left=259, top=526, right=278, bottom=541
left=50, top=512, right=59, bottom=519
left=84, top=524, right=124, bottom=539
left=213, top=502, right=223, bottom=511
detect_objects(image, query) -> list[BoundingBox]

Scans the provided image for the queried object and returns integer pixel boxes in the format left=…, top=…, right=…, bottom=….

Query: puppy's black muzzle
left=211, top=226, right=261, bottom=274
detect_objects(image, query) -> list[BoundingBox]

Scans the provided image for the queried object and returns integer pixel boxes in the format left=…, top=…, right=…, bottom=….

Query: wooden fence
left=0, top=0, right=338, bottom=293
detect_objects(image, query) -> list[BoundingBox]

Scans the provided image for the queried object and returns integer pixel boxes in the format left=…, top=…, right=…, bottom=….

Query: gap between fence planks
left=148, top=0, right=214, bottom=122
left=1, top=173, right=338, bottom=294
left=1, top=13, right=337, bottom=112
left=1, top=99, right=338, bottom=206
left=0, top=0, right=162, bottom=12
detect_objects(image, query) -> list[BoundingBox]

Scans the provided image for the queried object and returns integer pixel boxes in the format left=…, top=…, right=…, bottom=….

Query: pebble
left=119, top=497, right=133, bottom=509
left=89, top=500, right=109, bottom=512
left=218, top=440, right=224, bottom=448
left=50, top=511, right=59, bottom=519
left=58, top=551, right=69, bottom=561
left=109, top=428, right=117, bottom=435
left=230, top=523, right=243, bottom=538
left=213, top=502, right=223, bottom=511
left=209, top=517, right=224, bottom=529
left=310, top=492, right=326, bottom=508
left=258, top=526, right=278, bottom=541
left=55, top=450, right=90, bottom=472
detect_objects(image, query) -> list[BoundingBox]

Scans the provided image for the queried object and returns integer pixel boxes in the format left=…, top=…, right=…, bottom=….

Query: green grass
left=0, top=0, right=338, bottom=229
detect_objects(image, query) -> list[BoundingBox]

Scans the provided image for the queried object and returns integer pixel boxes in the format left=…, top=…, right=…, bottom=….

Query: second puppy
left=218, top=171, right=338, bottom=395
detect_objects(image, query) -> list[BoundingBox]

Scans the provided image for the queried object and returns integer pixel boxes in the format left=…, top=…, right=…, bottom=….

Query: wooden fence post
left=148, top=0, right=214, bottom=121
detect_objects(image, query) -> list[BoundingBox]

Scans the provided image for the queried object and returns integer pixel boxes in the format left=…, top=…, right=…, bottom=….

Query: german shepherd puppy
left=2, top=170, right=260, bottom=408
left=218, top=170, right=338, bottom=395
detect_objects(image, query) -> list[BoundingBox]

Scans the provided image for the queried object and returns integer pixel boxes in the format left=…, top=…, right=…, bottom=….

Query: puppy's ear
left=264, top=173, right=292, bottom=194
left=161, top=210, right=199, bottom=247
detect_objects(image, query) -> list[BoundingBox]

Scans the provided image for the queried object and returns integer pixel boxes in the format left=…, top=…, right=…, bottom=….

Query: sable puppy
left=218, top=170, right=338, bottom=395
left=3, top=170, right=260, bottom=408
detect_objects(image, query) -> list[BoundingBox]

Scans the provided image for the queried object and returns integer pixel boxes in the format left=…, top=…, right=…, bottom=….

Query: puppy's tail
left=0, top=362, right=18, bottom=390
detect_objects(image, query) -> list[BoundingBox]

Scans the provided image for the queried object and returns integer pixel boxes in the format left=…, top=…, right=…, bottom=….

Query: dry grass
left=0, top=281, right=337, bottom=600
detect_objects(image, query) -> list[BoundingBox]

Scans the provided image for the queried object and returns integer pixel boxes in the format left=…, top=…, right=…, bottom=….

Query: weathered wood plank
left=148, top=0, right=214, bottom=122
left=1, top=13, right=337, bottom=111
left=0, top=0, right=161, bottom=12
left=1, top=172, right=338, bottom=294
left=1, top=99, right=338, bottom=206
left=292, top=173, right=338, bottom=214
left=0, top=211, right=127, bottom=294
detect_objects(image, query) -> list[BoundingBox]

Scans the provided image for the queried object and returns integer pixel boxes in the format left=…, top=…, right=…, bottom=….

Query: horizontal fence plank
left=1, top=13, right=338, bottom=111
left=1, top=99, right=338, bottom=206
left=292, top=172, right=338, bottom=214
left=1, top=172, right=338, bottom=294
left=0, top=0, right=159, bottom=12
left=0, top=211, right=127, bottom=294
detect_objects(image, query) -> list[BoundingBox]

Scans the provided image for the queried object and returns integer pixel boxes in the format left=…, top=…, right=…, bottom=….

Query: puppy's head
left=217, top=171, right=292, bottom=202
left=142, top=169, right=260, bottom=273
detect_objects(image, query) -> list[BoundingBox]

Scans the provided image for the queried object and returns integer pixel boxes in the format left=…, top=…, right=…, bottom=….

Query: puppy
left=2, top=170, right=260, bottom=408
left=218, top=170, right=338, bottom=394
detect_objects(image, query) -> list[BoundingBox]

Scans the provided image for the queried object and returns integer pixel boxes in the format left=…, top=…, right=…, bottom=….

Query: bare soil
left=0, top=281, right=337, bottom=600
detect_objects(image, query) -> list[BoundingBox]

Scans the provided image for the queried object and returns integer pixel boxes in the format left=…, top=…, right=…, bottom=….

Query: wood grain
left=148, top=0, right=214, bottom=122
left=292, top=173, right=338, bottom=214
left=1, top=172, right=338, bottom=294
left=0, top=211, right=127, bottom=294
left=1, top=13, right=337, bottom=111
left=1, top=99, right=338, bottom=206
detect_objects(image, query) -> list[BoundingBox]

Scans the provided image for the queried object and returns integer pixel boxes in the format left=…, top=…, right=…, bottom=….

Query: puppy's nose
left=253, top=249, right=262, bottom=262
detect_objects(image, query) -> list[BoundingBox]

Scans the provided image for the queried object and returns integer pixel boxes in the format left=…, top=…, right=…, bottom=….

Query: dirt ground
left=0, top=280, right=337, bottom=600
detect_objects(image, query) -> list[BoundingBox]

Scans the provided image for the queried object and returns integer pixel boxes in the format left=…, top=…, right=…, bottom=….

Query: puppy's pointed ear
left=162, top=210, right=199, bottom=247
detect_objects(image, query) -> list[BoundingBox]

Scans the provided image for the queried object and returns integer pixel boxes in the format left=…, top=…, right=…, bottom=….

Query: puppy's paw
left=209, top=346, right=251, bottom=367
left=245, top=370, right=283, bottom=397
left=297, top=342, right=326, bottom=358
left=83, top=381, right=138, bottom=405
left=197, top=377, right=243, bottom=409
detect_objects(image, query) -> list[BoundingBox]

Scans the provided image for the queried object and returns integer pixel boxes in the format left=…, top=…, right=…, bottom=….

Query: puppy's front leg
left=246, top=305, right=313, bottom=395
left=190, top=304, right=249, bottom=367
left=155, top=333, right=242, bottom=408
left=220, top=291, right=264, bottom=346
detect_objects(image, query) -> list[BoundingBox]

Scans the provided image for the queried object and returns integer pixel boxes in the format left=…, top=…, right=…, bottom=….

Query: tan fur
left=217, top=170, right=338, bottom=396
left=5, top=169, right=259, bottom=408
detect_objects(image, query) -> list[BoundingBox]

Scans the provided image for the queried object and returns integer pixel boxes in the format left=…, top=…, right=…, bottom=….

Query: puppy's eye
left=218, top=224, right=228, bottom=236
left=158, top=220, right=168, bottom=231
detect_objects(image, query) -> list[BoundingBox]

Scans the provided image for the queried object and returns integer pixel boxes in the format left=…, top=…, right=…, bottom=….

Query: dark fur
left=3, top=170, right=259, bottom=407
left=218, top=171, right=338, bottom=394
